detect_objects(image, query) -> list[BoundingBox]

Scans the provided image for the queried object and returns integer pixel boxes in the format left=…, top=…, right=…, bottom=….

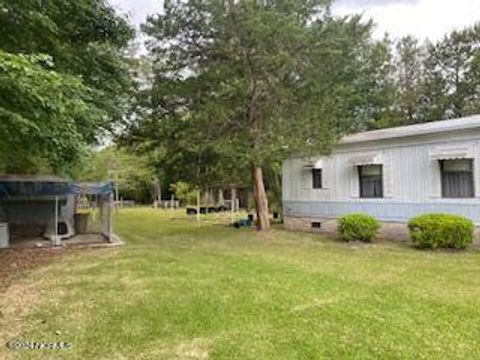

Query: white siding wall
left=283, top=129, right=480, bottom=223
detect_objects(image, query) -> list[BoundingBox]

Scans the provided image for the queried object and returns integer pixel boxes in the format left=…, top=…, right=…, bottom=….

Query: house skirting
left=283, top=200, right=480, bottom=224
left=283, top=216, right=412, bottom=242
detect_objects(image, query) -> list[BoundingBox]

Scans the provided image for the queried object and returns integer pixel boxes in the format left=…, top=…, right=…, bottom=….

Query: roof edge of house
left=340, top=114, right=480, bottom=145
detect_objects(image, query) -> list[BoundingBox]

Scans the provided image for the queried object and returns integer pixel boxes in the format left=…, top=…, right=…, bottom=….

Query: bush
left=338, top=213, right=380, bottom=242
left=170, top=181, right=197, bottom=206
left=408, top=213, right=474, bottom=250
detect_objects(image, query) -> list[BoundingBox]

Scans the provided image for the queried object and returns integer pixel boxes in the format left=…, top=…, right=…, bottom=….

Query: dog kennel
left=0, top=176, right=114, bottom=248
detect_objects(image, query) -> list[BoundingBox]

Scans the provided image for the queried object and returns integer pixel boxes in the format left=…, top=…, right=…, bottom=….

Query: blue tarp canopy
left=0, top=176, right=114, bottom=199
left=69, top=182, right=114, bottom=196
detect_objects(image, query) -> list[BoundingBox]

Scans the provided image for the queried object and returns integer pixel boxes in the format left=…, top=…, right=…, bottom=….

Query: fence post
left=230, top=188, right=236, bottom=224
left=53, top=195, right=59, bottom=246
left=196, top=190, right=200, bottom=222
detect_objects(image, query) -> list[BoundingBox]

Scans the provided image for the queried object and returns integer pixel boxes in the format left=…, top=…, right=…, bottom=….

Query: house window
left=312, top=169, right=322, bottom=189
left=440, top=159, right=474, bottom=198
left=359, top=165, right=383, bottom=198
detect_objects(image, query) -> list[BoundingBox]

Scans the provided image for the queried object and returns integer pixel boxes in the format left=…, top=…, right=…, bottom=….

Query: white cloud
left=109, top=0, right=480, bottom=45
left=110, top=0, right=163, bottom=28
left=336, top=0, right=419, bottom=6
left=333, top=0, right=480, bottom=41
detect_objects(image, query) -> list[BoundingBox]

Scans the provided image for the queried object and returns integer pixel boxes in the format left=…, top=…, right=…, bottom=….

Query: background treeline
left=122, top=2, right=480, bottom=213
left=1, top=1, right=480, bottom=208
left=362, top=27, right=480, bottom=129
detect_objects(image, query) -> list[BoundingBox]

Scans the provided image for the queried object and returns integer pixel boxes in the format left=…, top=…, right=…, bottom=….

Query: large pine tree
left=133, top=0, right=374, bottom=230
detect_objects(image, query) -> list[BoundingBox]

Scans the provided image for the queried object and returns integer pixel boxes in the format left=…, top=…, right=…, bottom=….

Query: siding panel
left=284, top=200, right=480, bottom=224
left=282, top=129, right=480, bottom=223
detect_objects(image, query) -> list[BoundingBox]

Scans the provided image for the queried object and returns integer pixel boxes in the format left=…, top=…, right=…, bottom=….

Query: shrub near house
left=408, top=213, right=474, bottom=249
left=338, top=213, right=380, bottom=242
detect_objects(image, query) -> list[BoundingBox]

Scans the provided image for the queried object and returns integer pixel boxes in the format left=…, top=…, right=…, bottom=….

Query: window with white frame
left=440, top=159, right=474, bottom=198
left=312, top=169, right=322, bottom=189
left=359, top=165, right=383, bottom=198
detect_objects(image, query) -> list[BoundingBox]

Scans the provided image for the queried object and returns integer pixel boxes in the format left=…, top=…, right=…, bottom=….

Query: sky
left=111, top=0, right=480, bottom=43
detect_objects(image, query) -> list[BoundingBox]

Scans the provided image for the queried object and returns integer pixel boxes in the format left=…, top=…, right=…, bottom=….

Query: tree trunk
left=153, top=177, right=161, bottom=208
left=251, top=164, right=270, bottom=231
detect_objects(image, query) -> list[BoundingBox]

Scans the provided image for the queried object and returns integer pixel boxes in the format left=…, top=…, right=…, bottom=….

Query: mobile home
left=282, top=116, right=480, bottom=239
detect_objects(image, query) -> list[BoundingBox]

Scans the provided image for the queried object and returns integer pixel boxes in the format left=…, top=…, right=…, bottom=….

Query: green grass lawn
left=2, top=208, right=480, bottom=359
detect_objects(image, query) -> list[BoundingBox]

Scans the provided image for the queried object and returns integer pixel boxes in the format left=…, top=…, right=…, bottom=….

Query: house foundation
left=283, top=216, right=480, bottom=244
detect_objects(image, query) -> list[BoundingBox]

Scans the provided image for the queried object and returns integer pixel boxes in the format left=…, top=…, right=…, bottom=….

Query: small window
left=312, top=169, right=322, bottom=189
left=311, top=222, right=321, bottom=229
left=359, top=165, right=383, bottom=198
left=441, top=159, right=474, bottom=198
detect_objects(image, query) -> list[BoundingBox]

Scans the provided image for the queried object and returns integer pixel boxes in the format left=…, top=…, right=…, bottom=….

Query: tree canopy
left=0, top=51, right=105, bottom=173
left=3, top=0, right=480, bottom=224
left=0, top=0, right=135, bottom=173
left=364, top=25, right=480, bottom=129
left=126, top=0, right=377, bottom=229
left=74, top=146, right=156, bottom=202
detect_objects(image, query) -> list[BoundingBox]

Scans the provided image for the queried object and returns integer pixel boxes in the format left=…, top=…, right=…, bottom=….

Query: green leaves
left=137, top=1, right=372, bottom=187
left=0, top=0, right=135, bottom=174
left=0, top=50, right=104, bottom=173
left=74, top=147, right=156, bottom=202
left=422, top=26, right=480, bottom=120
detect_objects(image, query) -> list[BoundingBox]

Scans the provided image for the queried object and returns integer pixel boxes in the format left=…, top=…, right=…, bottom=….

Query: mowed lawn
left=2, top=209, right=480, bottom=359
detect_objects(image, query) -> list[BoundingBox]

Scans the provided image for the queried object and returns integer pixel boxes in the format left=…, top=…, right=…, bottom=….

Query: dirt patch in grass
left=0, top=247, right=67, bottom=290
left=291, top=296, right=340, bottom=312
left=0, top=282, right=41, bottom=346
left=139, top=337, right=211, bottom=360
left=168, top=338, right=210, bottom=360
left=0, top=248, right=71, bottom=359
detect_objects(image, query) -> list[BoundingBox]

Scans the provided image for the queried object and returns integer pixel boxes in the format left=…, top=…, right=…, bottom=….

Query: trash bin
left=0, top=223, right=9, bottom=248
left=74, top=213, right=90, bottom=234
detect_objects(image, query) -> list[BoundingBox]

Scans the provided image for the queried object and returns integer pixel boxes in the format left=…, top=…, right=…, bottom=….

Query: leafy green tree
left=395, top=35, right=424, bottom=125
left=137, top=0, right=373, bottom=230
left=420, top=27, right=480, bottom=121
left=0, top=51, right=104, bottom=173
left=0, top=0, right=135, bottom=173
left=460, top=24, right=480, bottom=115
left=0, top=0, right=135, bottom=122
left=465, top=49, right=480, bottom=115
left=74, top=147, right=156, bottom=203
left=362, top=24, right=480, bottom=128
left=170, top=181, right=197, bottom=206
left=417, top=41, right=449, bottom=123
left=356, top=36, right=397, bottom=129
